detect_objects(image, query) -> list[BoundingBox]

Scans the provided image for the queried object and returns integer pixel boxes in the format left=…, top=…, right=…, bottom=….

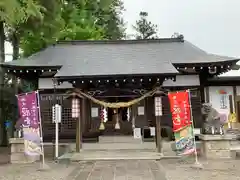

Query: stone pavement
left=1, top=158, right=240, bottom=179
left=67, top=160, right=167, bottom=180
left=160, top=158, right=240, bottom=180
left=0, top=161, right=76, bottom=180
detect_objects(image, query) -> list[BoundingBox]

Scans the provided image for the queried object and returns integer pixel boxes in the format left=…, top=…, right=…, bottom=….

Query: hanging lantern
left=72, top=98, right=80, bottom=118
left=99, top=107, right=105, bottom=130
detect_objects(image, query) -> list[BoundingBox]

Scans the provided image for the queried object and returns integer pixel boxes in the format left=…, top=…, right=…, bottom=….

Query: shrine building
left=1, top=36, right=239, bottom=144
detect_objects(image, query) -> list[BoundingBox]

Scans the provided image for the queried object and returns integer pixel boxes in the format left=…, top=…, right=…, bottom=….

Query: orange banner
left=168, top=91, right=192, bottom=132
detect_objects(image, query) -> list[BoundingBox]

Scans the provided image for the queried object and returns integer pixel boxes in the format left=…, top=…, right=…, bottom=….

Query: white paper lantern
left=72, top=98, right=80, bottom=118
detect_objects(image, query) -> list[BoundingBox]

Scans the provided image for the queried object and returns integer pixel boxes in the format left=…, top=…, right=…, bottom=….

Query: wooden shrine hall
left=1, top=36, right=239, bottom=151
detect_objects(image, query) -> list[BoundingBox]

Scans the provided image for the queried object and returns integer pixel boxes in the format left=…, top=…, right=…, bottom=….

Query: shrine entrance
left=101, top=97, right=133, bottom=136
left=102, top=107, right=133, bottom=136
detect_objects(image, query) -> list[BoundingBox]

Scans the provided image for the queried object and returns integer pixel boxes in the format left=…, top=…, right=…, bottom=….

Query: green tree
left=93, top=0, right=126, bottom=40
left=20, top=0, right=105, bottom=57
left=20, top=0, right=126, bottom=57
left=59, top=0, right=105, bottom=41
left=20, top=0, right=64, bottom=57
left=0, top=0, right=44, bottom=146
left=133, top=11, right=158, bottom=39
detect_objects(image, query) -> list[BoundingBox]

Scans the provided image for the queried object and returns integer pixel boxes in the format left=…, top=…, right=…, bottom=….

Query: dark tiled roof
left=1, top=38, right=239, bottom=77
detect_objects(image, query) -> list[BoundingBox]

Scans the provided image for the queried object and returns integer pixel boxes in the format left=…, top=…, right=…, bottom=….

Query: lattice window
left=39, top=92, right=75, bottom=141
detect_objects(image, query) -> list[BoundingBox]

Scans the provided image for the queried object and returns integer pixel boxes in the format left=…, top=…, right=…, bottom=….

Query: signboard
left=150, top=127, right=155, bottom=136
left=52, top=104, right=62, bottom=123
left=17, top=91, right=43, bottom=156
left=137, top=106, right=144, bottom=115
left=133, top=128, right=141, bottom=139
left=91, top=107, right=99, bottom=118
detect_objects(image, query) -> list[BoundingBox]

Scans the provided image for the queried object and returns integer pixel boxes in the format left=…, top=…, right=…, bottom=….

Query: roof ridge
left=55, top=37, right=184, bottom=45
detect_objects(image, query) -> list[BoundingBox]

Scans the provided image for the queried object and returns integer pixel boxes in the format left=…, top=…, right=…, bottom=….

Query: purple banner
left=17, top=91, right=42, bottom=156
left=17, top=91, right=39, bottom=129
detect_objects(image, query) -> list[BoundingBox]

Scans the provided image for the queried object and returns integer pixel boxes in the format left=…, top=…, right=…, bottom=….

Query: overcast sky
left=123, top=0, right=240, bottom=76
left=123, top=0, right=240, bottom=57
left=5, top=0, right=240, bottom=75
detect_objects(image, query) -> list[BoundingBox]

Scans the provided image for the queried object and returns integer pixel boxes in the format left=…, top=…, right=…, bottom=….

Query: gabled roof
left=1, top=38, right=239, bottom=78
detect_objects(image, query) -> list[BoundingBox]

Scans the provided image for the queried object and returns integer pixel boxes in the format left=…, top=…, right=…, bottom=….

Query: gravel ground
left=0, top=153, right=240, bottom=180
left=160, top=158, right=240, bottom=180
left=0, top=161, right=76, bottom=180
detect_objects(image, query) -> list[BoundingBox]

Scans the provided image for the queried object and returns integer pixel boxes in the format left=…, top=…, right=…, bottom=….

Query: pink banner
left=17, top=91, right=42, bottom=156
left=17, top=91, right=39, bottom=129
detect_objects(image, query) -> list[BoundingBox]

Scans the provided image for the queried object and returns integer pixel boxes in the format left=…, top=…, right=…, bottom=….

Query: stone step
left=99, top=136, right=142, bottom=143
left=69, top=151, right=163, bottom=161
left=81, top=142, right=156, bottom=150
left=58, top=141, right=181, bottom=161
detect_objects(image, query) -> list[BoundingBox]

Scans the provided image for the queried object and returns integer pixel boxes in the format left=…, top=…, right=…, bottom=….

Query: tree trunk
left=0, top=21, right=8, bottom=146
left=12, top=32, right=20, bottom=61
left=12, top=31, right=20, bottom=97
left=11, top=31, right=20, bottom=93
left=11, top=31, right=20, bottom=138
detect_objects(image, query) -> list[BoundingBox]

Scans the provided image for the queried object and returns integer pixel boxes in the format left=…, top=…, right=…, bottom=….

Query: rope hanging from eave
left=68, top=88, right=157, bottom=108
left=65, top=87, right=199, bottom=108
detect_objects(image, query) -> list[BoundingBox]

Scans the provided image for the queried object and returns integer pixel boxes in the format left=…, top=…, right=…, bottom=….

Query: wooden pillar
left=205, top=86, right=210, bottom=103
left=154, top=88, right=162, bottom=153
left=199, top=74, right=207, bottom=103
left=156, top=116, right=162, bottom=153
left=81, top=97, right=87, bottom=133
left=233, top=86, right=238, bottom=120
left=86, top=99, right=91, bottom=131
left=229, top=95, right=234, bottom=114
left=76, top=98, right=82, bottom=153
left=144, top=98, right=148, bottom=126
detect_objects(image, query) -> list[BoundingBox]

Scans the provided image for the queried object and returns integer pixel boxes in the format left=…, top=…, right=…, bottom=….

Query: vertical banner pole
left=53, top=79, right=59, bottom=159
left=187, top=90, right=202, bottom=167
left=36, top=91, right=46, bottom=168
left=55, top=112, right=59, bottom=158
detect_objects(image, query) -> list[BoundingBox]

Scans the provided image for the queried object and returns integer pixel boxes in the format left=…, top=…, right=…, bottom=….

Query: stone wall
left=9, top=138, right=40, bottom=164
left=199, top=134, right=238, bottom=159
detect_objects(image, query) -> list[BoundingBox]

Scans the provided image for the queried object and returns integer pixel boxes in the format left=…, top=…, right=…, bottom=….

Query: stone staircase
left=61, top=136, right=178, bottom=161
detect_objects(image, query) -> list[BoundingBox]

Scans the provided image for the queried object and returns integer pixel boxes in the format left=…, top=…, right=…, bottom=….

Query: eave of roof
left=1, top=37, right=239, bottom=78
left=208, top=76, right=240, bottom=82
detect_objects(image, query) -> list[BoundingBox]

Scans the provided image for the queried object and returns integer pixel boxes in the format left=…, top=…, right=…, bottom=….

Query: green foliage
left=133, top=11, right=159, bottom=39
left=0, top=0, right=45, bottom=25
left=20, top=0, right=64, bottom=56
left=59, top=0, right=105, bottom=41
left=0, top=0, right=45, bottom=145
left=92, top=0, right=126, bottom=40
left=0, top=76, right=18, bottom=121
left=20, top=0, right=126, bottom=57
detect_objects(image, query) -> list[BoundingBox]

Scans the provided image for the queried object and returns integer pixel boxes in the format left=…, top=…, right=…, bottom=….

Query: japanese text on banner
left=17, top=91, right=42, bottom=156
left=17, top=92, right=39, bottom=129
left=168, top=91, right=191, bottom=132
